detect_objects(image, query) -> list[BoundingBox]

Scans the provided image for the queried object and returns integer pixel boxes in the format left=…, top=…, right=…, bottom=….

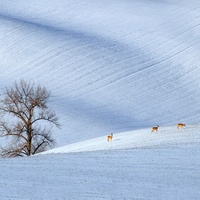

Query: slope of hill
left=0, top=2, right=200, bottom=199
left=0, top=126, right=199, bottom=200
left=42, top=125, right=200, bottom=154
left=1, top=0, right=200, bottom=146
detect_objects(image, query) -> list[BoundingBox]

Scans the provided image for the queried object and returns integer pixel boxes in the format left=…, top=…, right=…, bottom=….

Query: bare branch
left=0, top=79, right=60, bottom=157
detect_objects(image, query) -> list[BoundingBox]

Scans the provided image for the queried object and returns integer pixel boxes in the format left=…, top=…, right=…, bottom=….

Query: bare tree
left=0, top=80, right=60, bottom=157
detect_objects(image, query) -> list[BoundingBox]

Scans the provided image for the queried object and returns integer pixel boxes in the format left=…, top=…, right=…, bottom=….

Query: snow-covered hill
left=1, top=126, right=200, bottom=200
left=0, top=1, right=200, bottom=199
left=1, top=0, right=200, bottom=147
left=42, top=125, right=200, bottom=154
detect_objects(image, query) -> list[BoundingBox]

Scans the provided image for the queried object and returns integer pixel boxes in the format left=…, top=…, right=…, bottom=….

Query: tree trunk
left=27, top=132, right=32, bottom=156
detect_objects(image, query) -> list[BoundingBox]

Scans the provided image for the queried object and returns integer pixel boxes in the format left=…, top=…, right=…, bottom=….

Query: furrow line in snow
left=71, top=44, right=197, bottom=97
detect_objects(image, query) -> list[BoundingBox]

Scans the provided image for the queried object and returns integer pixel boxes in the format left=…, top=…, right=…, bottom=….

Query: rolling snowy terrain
left=1, top=0, right=200, bottom=144
left=1, top=126, right=200, bottom=200
left=0, top=0, right=200, bottom=199
left=42, top=125, right=200, bottom=154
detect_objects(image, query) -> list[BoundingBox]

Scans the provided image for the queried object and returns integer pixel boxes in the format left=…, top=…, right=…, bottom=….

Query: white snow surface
left=42, top=125, right=200, bottom=154
left=1, top=126, right=200, bottom=199
left=1, top=0, right=200, bottom=145
left=0, top=1, right=200, bottom=199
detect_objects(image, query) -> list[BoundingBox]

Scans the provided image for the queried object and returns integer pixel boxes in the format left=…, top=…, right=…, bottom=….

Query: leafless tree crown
left=0, top=80, right=60, bottom=157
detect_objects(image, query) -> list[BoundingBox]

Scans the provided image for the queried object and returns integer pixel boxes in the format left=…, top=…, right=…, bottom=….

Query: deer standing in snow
left=177, top=123, right=186, bottom=129
left=151, top=125, right=159, bottom=132
left=107, top=133, right=113, bottom=142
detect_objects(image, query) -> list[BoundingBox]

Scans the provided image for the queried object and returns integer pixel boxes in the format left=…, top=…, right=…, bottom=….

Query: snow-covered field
left=1, top=0, right=200, bottom=144
left=42, top=125, right=200, bottom=154
left=0, top=126, right=199, bottom=199
left=0, top=0, right=200, bottom=199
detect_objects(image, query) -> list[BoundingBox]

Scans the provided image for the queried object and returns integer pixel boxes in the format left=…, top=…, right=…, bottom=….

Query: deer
left=151, top=125, right=159, bottom=132
left=177, top=123, right=186, bottom=129
left=107, top=133, right=113, bottom=142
